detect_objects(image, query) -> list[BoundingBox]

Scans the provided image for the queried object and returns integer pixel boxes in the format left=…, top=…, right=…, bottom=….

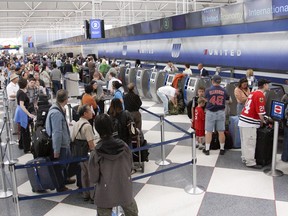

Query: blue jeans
left=157, top=90, right=169, bottom=114
left=52, top=80, right=61, bottom=95
left=237, top=103, right=244, bottom=116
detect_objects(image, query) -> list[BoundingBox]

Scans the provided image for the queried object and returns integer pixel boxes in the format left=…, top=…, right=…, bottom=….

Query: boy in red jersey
left=238, top=79, right=270, bottom=169
left=194, top=98, right=206, bottom=150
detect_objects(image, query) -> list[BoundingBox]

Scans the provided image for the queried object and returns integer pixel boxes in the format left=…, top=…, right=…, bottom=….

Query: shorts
left=205, top=109, right=225, bottom=132
left=195, top=130, right=205, bottom=137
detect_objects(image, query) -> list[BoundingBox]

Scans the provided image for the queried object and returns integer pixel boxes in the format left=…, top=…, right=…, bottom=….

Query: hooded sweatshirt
left=89, top=137, right=133, bottom=208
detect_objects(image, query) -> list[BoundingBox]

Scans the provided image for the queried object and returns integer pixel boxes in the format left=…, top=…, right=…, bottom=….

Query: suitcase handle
left=33, top=167, right=44, bottom=191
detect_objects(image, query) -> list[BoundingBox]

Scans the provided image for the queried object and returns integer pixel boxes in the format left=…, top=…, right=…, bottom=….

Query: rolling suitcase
left=229, top=116, right=241, bottom=148
left=255, top=126, right=273, bottom=166
left=26, top=157, right=59, bottom=192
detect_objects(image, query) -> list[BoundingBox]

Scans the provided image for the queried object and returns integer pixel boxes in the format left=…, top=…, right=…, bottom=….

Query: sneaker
left=220, top=149, right=225, bottom=155
left=202, top=149, right=210, bottom=155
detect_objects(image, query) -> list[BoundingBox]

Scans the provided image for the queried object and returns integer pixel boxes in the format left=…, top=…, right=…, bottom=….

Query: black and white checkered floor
left=1, top=88, right=288, bottom=216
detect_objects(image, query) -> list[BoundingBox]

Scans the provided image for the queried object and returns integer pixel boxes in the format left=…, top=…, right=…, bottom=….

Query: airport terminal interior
left=1, top=0, right=288, bottom=216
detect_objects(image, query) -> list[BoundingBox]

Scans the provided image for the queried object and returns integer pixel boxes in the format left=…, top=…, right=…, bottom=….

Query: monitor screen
left=270, top=100, right=286, bottom=120
left=151, top=73, right=156, bottom=79
left=189, top=79, right=196, bottom=87
left=167, top=76, right=173, bottom=83
left=137, top=70, right=142, bottom=77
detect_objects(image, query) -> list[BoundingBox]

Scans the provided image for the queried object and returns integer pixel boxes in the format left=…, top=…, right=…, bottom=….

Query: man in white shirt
left=163, top=61, right=178, bottom=73
left=6, top=73, right=19, bottom=134
left=107, top=71, right=123, bottom=94
left=157, top=85, right=179, bottom=115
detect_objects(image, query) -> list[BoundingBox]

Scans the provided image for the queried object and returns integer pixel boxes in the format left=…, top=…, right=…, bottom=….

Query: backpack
left=31, top=126, right=53, bottom=159
left=112, top=111, right=133, bottom=144
left=36, top=104, right=52, bottom=127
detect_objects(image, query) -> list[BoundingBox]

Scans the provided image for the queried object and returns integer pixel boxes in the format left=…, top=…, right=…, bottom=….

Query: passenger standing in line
left=234, top=78, right=250, bottom=115
left=71, top=104, right=95, bottom=202
left=157, top=85, right=179, bottom=115
left=50, top=63, right=62, bottom=95
left=124, top=83, right=143, bottom=130
left=112, top=81, right=125, bottom=110
left=198, top=63, right=209, bottom=77
left=246, top=69, right=256, bottom=90
left=183, top=64, right=192, bottom=76
left=163, top=61, right=178, bottom=73
left=6, top=73, right=19, bottom=134
left=190, top=86, right=206, bottom=130
left=238, top=79, right=270, bottom=169
left=14, top=78, right=36, bottom=153
left=39, top=63, right=51, bottom=96
left=203, top=75, right=230, bottom=156
left=194, top=98, right=206, bottom=150
left=89, top=114, right=138, bottom=216
left=108, top=72, right=123, bottom=94
left=81, top=85, right=98, bottom=127
left=91, top=79, right=105, bottom=114
left=45, top=89, right=74, bottom=192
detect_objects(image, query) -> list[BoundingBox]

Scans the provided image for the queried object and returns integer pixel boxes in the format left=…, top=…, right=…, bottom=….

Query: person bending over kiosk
left=156, top=85, right=179, bottom=115
left=89, top=114, right=138, bottom=216
left=238, top=79, right=270, bottom=169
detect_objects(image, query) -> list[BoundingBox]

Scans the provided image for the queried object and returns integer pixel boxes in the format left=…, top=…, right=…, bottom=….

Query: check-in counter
left=165, top=74, right=175, bottom=86
left=185, top=76, right=211, bottom=105
left=150, top=70, right=168, bottom=103
left=125, top=67, right=138, bottom=93
left=136, top=69, right=152, bottom=98
left=265, top=84, right=285, bottom=116
left=118, top=66, right=127, bottom=91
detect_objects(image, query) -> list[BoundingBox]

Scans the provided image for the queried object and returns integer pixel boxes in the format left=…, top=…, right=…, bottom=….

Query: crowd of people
left=1, top=51, right=288, bottom=215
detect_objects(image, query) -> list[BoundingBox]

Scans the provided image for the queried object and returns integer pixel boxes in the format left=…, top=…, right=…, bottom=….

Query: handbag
left=71, top=122, right=89, bottom=157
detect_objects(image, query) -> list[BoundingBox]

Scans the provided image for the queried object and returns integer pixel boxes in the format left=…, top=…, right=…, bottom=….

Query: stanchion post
left=0, top=137, right=12, bottom=198
left=185, top=132, right=205, bottom=195
left=155, top=115, right=171, bottom=166
left=9, top=163, right=21, bottom=216
left=264, top=121, right=283, bottom=177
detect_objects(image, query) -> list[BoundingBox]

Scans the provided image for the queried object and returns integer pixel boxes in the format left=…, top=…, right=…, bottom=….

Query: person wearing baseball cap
left=238, top=78, right=270, bottom=169
left=203, top=75, right=230, bottom=156
left=6, top=73, right=19, bottom=134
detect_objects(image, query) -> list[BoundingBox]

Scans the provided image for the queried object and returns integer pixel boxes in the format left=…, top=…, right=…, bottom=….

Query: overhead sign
left=89, top=19, right=104, bottom=39
left=272, top=0, right=288, bottom=18
left=270, top=100, right=286, bottom=120
left=244, top=0, right=273, bottom=22
left=202, top=8, right=221, bottom=26
left=221, top=3, right=244, bottom=25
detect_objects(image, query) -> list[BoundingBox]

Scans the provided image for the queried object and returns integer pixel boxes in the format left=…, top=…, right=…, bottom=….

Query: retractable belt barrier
left=9, top=106, right=203, bottom=216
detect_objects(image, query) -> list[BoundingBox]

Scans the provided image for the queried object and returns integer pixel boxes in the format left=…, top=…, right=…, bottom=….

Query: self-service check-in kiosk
left=150, top=70, right=168, bottom=103
left=165, top=74, right=175, bottom=86
left=136, top=69, right=152, bottom=98
left=125, top=67, right=138, bottom=93
left=225, top=81, right=239, bottom=116
left=185, top=76, right=211, bottom=104
left=118, top=66, right=127, bottom=91
left=265, top=84, right=285, bottom=116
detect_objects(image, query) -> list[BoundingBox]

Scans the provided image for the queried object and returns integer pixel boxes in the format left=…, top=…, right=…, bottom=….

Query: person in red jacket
left=194, top=97, right=206, bottom=150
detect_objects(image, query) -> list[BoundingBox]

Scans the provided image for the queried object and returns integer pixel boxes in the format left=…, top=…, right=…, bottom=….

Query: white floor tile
left=166, top=145, right=193, bottom=164
left=276, top=201, right=288, bottom=216
left=132, top=160, right=159, bottom=183
left=146, top=106, right=165, bottom=115
left=135, top=184, right=204, bottom=216
left=144, top=130, right=185, bottom=144
left=141, top=100, right=157, bottom=107
left=207, top=167, right=275, bottom=200
left=141, top=120, right=159, bottom=131
left=16, top=153, right=34, bottom=165
left=165, top=114, right=191, bottom=124
left=44, top=203, right=96, bottom=216
left=196, top=149, right=220, bottom=167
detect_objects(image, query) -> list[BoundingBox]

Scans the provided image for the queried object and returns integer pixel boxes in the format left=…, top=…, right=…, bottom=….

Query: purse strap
left=74, top=122, right=89, bottom=140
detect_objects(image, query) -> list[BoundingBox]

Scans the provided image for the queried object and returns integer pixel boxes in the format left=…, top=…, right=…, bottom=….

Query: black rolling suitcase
left=26, top=157, right=59, bottom=192
left=255, top=126, right=273, bottom=166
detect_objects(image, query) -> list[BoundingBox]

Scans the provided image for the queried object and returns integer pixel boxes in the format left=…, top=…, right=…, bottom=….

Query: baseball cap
left=212, top=75, right=221, bottom=84
left=257, top=79, right=271, bottom=87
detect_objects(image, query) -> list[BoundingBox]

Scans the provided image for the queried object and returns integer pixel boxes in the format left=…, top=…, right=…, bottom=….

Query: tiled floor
left=1, top=88, right=288, bottom=216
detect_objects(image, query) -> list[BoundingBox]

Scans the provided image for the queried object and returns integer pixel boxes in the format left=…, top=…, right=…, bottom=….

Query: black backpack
left=31, top=126, right=53, bottom=159
left=112, top=111, right=132, bottom=145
